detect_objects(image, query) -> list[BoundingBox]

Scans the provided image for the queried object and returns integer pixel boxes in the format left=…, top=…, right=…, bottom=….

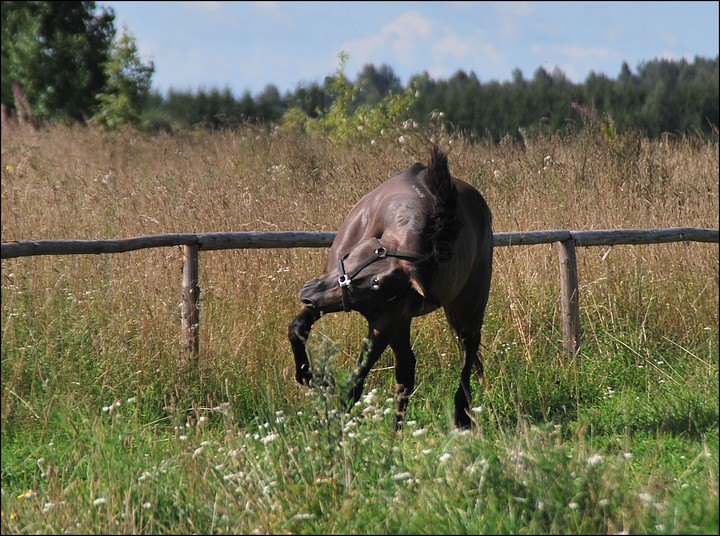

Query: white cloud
left=660, top=33, right=679, bottom=46
left=434, top=33, right=472, bottom=59
left=533, top=44, right=612, bottom=61
left=341, top=11, right=434, bottom=67
left=553, top=45, right=612, bottom=61
left=492, top=1, right=538, bottom=37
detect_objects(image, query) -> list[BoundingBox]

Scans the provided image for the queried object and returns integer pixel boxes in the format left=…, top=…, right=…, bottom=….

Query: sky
left=100, top=1, right=720, bottom=97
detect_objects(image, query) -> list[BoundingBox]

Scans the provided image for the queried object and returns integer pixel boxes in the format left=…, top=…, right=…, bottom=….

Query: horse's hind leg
left=445, top=268, right=491, bottom=428
left=389, top=319, right=416, bottom=430
left=449, top=321, right=482, bottom=429
left=288, top=307, right=321, bottom=385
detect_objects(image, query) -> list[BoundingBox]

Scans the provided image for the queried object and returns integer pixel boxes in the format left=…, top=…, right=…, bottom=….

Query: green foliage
left=1, top=1, right=116, bottom=121
left=281, top=51, right=420, bottom=144
left=90, top=28, right=154, bottom=129
left=141, top=55, right=718, bottom=141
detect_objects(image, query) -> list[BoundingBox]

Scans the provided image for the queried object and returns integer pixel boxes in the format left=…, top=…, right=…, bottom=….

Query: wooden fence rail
left=2, top=227, right=718, bottom=363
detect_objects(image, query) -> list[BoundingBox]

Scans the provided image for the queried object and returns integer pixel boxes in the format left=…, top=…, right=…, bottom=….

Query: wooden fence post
left=556, top=238, right=581, bottom=357
left=181, top=244, right=200, bottom=370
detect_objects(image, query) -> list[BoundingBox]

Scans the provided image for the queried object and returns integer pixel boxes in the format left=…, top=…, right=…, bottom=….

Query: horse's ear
left=409, top=271, right=427, bottom=298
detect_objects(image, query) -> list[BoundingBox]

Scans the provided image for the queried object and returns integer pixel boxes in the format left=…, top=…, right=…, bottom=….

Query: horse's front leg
left=389, top=319, right=416, bottom=430
left=345, top=317, right=395, bottom=408
left=288, top=306, right=321, bottom=385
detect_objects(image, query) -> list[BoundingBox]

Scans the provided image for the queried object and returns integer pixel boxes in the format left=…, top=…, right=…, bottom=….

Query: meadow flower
left=568, top=502, right=579, bottom=510
left=363, top=389, right=378, bottom=405
left=192, top=447, right=204, bottom=458
left=587, top=453, right=604, bottom=467
left=261, top=433, right=279, bottom=445
left=143, top=502, right=151, bottom=509
left=93, top=497, right=107, bottom=506
left=392, top=471, right=412, bottom=481
left=292, top=513, right=316, bottom=520
left=638, top=492, right=654, bottom=505
left=412, top=428, right=427, bottom=437
left=17, top=489, right=34, bottom=499
left=439, top=453, right=452, bottom=463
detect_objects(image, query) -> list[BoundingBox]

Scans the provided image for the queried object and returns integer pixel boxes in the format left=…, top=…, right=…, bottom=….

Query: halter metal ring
left=338, top=274, right=352, bottom=288
left=375, top=246, right=387, bottom=258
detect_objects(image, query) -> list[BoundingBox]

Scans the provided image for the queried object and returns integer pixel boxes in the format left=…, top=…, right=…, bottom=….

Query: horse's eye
left=370, top=276, right=380, bottom=290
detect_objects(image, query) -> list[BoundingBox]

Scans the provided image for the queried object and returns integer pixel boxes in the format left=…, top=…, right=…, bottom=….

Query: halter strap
left=336, top=237, right=425, bottom=312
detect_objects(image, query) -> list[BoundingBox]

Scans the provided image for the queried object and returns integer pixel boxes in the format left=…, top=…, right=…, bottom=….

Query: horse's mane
left=423, top=146, right=462, bottom=266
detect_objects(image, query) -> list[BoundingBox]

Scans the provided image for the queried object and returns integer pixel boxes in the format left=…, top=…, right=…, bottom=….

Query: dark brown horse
left=288, top=146, right=493, bottom=428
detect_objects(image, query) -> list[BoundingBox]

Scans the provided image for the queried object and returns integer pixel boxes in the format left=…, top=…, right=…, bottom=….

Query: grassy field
left=1, top=123, right=718, bottom=534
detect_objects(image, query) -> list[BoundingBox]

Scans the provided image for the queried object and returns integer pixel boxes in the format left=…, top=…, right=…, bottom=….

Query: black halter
left=336, top=237, right=426, bottom=312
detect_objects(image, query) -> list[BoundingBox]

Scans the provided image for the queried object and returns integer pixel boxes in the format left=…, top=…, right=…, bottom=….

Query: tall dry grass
left=1, top=124, right=717, bottom=400
left=1, top=124, right=718, bottom=534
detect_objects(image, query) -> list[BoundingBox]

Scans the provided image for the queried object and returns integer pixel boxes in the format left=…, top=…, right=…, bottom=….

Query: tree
left=2, top=1, right=116, bottom=121
left=91, top=27, right=153, bottom=128
left=355, top=63, right=402, bottom=105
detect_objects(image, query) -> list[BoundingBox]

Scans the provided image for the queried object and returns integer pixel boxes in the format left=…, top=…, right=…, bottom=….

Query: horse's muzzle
left=298, top=278, right=325, bottom=309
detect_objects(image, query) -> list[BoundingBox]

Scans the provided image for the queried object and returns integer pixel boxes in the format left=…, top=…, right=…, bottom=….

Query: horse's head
left=298, top=236, right=428, bottom=316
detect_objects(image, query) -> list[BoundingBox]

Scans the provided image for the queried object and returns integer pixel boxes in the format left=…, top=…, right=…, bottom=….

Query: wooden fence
left=2, top=227, right=718, bottom=364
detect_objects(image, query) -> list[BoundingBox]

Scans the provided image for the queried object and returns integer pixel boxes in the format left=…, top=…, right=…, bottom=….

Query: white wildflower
left=93, top=497, right=107, bottom=506
left=392, top=471, right=412, bottom=481
left=587, top=453, right=604, bottom=467
left=292, top=513, right=316, bottom=520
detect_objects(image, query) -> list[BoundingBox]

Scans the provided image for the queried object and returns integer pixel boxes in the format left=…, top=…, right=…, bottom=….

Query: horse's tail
left=425, top=145, right=462, bottom=263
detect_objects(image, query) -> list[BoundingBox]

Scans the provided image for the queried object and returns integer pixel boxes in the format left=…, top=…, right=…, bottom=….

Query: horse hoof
left=295, top=370, right=313, bottom=386
left=454, top=410, right=474, bottom=430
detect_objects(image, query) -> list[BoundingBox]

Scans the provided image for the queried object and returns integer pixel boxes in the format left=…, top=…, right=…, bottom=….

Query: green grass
left=1, top=280, right=718, bottom=534
left=1, top=125, right=718, bottom=533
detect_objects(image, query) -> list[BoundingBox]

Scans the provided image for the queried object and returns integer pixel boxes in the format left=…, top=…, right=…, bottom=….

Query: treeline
left=2, top=2, right=717, bottom=140
left=144, top=57, right=719, bottom=141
